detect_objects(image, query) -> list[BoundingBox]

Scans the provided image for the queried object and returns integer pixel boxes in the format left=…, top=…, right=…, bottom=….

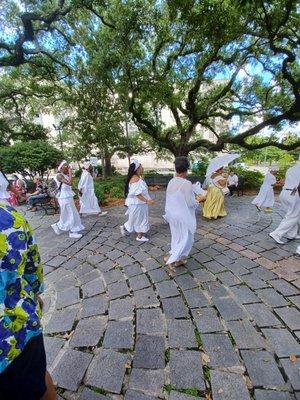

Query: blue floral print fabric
left=0, top=203, right=44, bottom=373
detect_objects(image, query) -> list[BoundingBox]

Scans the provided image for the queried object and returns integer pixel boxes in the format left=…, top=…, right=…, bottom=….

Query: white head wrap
left=83, top=161, right=91, bottom=170
left=58, top=160, right=68, bottom=172
left=269, top=165, right=279, bottom=172
left=132, top=159, right=140, bottom=171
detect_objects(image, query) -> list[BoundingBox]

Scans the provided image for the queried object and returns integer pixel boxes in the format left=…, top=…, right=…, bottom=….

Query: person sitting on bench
left=27, top=177, right=48, bottom=212
left=227, top=170, right=239, bottom=196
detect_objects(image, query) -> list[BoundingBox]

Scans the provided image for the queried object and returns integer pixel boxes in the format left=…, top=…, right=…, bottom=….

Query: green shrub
left=94, top=184, right=106, bottom=204
left=232, top=167, right=264, bottom=189
left=109, top=186, right=124, bottom=198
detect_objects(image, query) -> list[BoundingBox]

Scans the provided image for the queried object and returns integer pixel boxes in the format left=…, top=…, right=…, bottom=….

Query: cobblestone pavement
left=22, top=192, right=300, bottom=400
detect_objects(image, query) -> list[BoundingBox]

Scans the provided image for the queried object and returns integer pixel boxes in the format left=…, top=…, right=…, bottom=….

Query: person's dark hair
left=174, top=156, right=190, bottom=173
left=125, top=162, right=138, bottom=198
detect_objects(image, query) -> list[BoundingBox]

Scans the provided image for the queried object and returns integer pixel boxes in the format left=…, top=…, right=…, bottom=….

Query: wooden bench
left=35, top=196, right=59, bottom=215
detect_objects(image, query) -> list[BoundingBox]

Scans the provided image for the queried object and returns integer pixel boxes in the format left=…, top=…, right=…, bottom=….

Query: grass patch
left=165, top=348, right=170, bottom=363
left=91, top=386, right=107, bottom=395
left=228, top=332, right=236, bottom=346
left=164, top=386, right=203, bottom=397
left=195, top=329, right=203, bottom=348
left=203, top=365, right=211, bottom=381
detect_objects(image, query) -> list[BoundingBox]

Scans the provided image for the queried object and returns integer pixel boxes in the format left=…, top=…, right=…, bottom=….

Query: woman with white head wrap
left=51, top=160, right=85, bottom=239
left=78, top=161, right=108, bottom=216
left=120, top=160, right=155, bottom=242
left=252, top=166, right=279, bottom=212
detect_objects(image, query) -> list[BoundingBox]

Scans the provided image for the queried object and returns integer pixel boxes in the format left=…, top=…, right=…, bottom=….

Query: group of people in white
left=0, top=154, right=299, bottom=266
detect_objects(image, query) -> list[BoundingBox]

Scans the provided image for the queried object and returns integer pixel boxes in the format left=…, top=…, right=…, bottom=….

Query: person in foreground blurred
left=269, top=162, right=300, bottom=244
left=51, top=160, right=84, bottom=239
left=252, top=166, right=279, bottom=212
left=120, top=160, right=155, bottom=242
left=0, top=168, right=24, bottom=206
left=0, top=203, right=56, bottom=400
left=203, top=167, right=227, bottom=219
left=78, top=161, right=107, bottom=217
left=164, top=157, right=198, bottom=269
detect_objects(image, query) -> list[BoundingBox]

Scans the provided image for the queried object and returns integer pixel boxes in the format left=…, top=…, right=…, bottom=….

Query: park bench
left=34, top=196, right=59, bottom=215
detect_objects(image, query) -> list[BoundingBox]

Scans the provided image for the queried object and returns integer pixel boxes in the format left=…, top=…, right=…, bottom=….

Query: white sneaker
left=99, top=211, right=108, bottom=216
left=136, top=236, right=149, bottom=242
left=51, top=223, right=61, bottom=235
left=269, top=232, right=285, bottom=245
left=296, top=245, right=300, bottom=255
left=120, top=225, right=126, bottom=237
left=69, top=232, right=82, bottom=239
left=287, top=234, right=300, bottom=240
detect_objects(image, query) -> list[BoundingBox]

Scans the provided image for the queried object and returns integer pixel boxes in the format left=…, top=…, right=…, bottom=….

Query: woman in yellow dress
left=203, top=167, right=228, bottom=219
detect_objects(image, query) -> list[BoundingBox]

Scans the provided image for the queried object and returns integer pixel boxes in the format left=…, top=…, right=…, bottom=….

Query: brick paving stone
left=108, top=281, right=130, bottom=300
left=261, top=250, right=284, bottom=262
left=103, top=269, right=124, bottom=284
left=108, top=297, right=133, bottom=321
left=210, top=370, right=250, bottom=400
left=45, top=306, right=78, bottom=334
left=81, top=295, right=108, bottom=318
left=78, top=388, right=109, bottom=400
left=74, top=263, right=95, bottom=278
left=78, top=270, right=101, bottom=286
left=103, top=320, right=134, bottom=349
left=227, top=320, right=265, bottom=349
left=96, top=259, right=115, bottom=272
left=280, top=358, right=300, bottom=391
left=174, top=274, right=198, bottom=290
left=148, top=268, right=170, bottom=283
left=88, top=254, right=106, bottom=265
left=254, top=390, right=295, bottom=400
left=226, top=262, right=250, bottom=277
left=182, top=287, right=209, bottom=308
left=202, top=333, right=240, bottom=368
left=191, top=268, right=217, bottom=282
left=82, top=278, right=105, bottom=298
left=217, top=271, right=242, bottom=287
left=156, top=280, right=179, bottom=298
left=230, top=285, right=260, bottom=304
left=192, top=307, right=224, bottom=333
left=242, top=273, right=268, bottom=290
left=70, top=316, right=107, bottom=347
left=202, top=260, right=226, bottom=274
left=223, top=249, right=241, bottom=260
left=169, top=350, right=205, bottom=390
left=288, top=295, right=300, bottom=308
left=129, top=274, right=151, bottom=291
left=251, top=266, right=278, bottom=281
left=256, top=288, right=289, bottom=307
left=274, top=307, right=300, bottom=330
left=116, top=255, right=135, bottom=267
left=241, top=350, right=286, bottom=389
left=123, top=263, right=143, bottom=277
left=214, top=297, right=248, bottom=321
left=46, top=268, right=68, bottom=284
left=134, top=287, right=160, bottom=308
left=52, top=349, right=93, bottom=391
left=162, top=296, right=188, bottom=318
left=129, top=369, right=165, bottom=397
left=106, top=249, right=124, bottom=260
left=86, top=349, right=128, bottom=394
left=262, top=328, right=300, bottom=357
left=142, top=258, right=161, bottom=271
left=245, top=303, right=282, bottom=328
left=167, top=319, right=197, bottom=348
left=124, top=389, right=157, bottom=400
left=133, top=335, right=165, bottom=369
left=47, top=255, right=67, bottom=267
left=235, top=257, right=259, bottom=270
left=56, top=287, right=80, bottom=309
left=55, top=274, right=78, bottom=290
left=44, top=336, right=65, bottom=367
left=272, top=267, right=299, bottom=282
left=270, top=280, right=299, bottom=296
left=137, top=309, right=165, bottom=336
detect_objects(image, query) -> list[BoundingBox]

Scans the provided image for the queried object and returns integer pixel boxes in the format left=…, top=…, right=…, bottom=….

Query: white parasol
left=205, top=153, right=241, bottom=178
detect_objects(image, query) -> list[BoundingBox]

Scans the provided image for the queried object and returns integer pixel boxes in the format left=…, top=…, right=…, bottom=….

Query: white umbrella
left=205, top=153, right=241, bottom=178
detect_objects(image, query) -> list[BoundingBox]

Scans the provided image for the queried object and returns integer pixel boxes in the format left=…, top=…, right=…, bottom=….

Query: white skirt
left=252, top=185, right=274, bottom=208
left=124, top=204, right=149, bottom=233
left=57, top=197, right=85, bottom=232
left=79, top=189, right=101, bottom=214
left=167, top=220, right=194, bottom=264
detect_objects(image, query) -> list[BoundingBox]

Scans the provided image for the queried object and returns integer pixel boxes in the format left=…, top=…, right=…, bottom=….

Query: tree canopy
left=0, top=0, right=299, bottom=157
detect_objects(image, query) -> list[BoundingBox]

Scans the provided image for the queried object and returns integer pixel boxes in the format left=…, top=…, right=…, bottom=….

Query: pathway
left=23, top=192, right=300, bottom=400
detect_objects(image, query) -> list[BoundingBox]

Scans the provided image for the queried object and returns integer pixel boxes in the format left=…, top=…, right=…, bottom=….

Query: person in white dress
left=78, top=161, right=108, bottom=217
left=120, top=160, right=155, bottom=242
left=252, top=166, right=279, bottom=212
left=164, top=157, right=199, bottom=269
left=269, top=162, right=300, bottom=244
left=0, top=169, right=10, bottom=205
left=51, top=160, right=85, bottom=239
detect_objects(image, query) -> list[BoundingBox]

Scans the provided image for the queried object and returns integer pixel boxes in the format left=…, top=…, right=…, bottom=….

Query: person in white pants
left=269, top=163, right=300, bottom=244
left=51, top=160, right=85, bottom=239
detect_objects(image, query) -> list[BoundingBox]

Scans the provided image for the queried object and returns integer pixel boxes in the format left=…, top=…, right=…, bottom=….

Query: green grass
left=195, top=329, right=203, bottom=348
left=164, top=386, right=203, bottom=397
left=91, top=386, right=107, bottom=395
left=165, top=348, right=170, bottom=363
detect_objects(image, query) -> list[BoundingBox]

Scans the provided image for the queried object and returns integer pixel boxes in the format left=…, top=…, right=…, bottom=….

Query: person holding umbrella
left=203, top=153, right=240, bottom=220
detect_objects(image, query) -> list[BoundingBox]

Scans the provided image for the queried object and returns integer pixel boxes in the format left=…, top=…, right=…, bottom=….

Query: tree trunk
left=104, top=152, right=112, bottom=177
left=101, top=153, right=106, bottom=179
